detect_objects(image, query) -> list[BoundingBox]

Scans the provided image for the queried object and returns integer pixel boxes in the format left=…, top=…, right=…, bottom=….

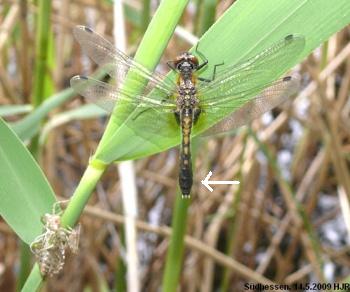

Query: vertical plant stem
left=21, top=264, right=42, bottom=292
left=194, top=0, right=217, bottom=36
left=19, top=0, right=31, bottom=102
left=162, top=141, right=199, bottom=291
left=193, top=0, right=202, bottom=34
left=162, top=192, right=191, bottom=291
left=32, top=0, right=51, bottom=107
left=141, top=0, right=151, bottom=32
left=29, top=0, right=52, bottom=158
left=0, top=4, right=19, bottom=51
left=220, top=132, right=248, bottom=292
left=60, top=163, right=106, bottom=227
left=116, top=227, right=127, bottom=292
left=17, top=241, right=31, bottom=291
left=114, top=1, right=139, bottom=290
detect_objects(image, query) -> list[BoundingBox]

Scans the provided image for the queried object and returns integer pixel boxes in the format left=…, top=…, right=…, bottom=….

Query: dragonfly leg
left=174, top=110, right=180, bottom=125
left=193, top=108, right=201, bottom=124
left=132, top=108, right=150, bottom=121
left=197, top=60, right=208, bottom=71
left=167, top=61, right=177, bottom=71
left=198, top=61, right=224, bottom=82
left=160, top=94, right=173, bottom=102
left=194, top=42, right=208, bottom=71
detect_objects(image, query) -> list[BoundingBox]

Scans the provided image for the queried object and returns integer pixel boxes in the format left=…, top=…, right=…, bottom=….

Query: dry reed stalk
left=0, top=1, right=350, bottom=290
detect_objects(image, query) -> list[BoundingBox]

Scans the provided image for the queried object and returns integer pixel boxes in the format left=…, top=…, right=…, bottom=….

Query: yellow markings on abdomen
left=183, top=145, right=189, bottom=155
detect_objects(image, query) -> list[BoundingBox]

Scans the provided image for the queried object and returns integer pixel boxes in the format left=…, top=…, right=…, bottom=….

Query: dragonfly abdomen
left=179, top=109, right=193, bottom=197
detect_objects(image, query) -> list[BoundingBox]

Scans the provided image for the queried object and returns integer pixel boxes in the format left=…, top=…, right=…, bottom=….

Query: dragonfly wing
left=198, top=34, right=304, bottom=102
left=194, top=34, right=304, bottom=136
left=70, top=75, right=176, bottom=113
left=72, top=27, right=182, bottom=150
left=73, top=26, right=177, bottom=96
left=71, top=75, right=179, bottom=148
left=200, top=76, right=299, bottom=136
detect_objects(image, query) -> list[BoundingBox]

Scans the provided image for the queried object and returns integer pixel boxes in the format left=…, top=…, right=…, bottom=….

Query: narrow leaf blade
left=0, top=118, right=56, bottom=244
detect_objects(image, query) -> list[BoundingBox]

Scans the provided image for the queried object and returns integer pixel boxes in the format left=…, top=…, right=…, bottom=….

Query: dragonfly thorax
left=178, top=78, right=196, bottom=95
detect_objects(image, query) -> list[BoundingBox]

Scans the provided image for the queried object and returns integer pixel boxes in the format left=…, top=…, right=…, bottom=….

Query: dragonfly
left=70, top=26, right=305, bottom=198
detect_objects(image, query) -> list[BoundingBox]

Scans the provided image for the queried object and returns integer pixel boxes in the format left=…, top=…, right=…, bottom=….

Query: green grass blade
left=0, top=105, right=33, bottom=117
left=10, top=87, right=75, bottom=140
left=90, top=0, right=350, bottom=164
left=39, top=104, right=107, bottom=145
left=0, top=118, right=56, bottom=244
left=12, top=66, right=107, bottom=141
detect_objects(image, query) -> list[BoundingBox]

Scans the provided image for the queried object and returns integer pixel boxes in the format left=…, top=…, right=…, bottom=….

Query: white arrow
left=201, top=171, right=240, bottom=192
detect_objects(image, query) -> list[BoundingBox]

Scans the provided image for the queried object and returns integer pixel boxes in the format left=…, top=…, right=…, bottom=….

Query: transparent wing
left=71, top=75, right=180, bottom=149
left=198, top=35, right=304, bottom=102
left=73, top=26, right=176, bottom=96
left=70, top=75, right=177, bottom=113
left=200, top=76, right=299, bottom=136
left=193, top=34, right=304, bottom=136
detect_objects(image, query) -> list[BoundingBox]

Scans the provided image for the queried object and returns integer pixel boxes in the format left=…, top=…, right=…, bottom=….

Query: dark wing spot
left=283, top=76, right=292, bottom=81
left=285, top=34, right=294, bottom=42
left=84, top=26, right=93, bottom=33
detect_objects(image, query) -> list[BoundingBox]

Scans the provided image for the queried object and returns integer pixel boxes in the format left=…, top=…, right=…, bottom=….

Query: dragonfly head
left=174, top=52, right=199, bottom=75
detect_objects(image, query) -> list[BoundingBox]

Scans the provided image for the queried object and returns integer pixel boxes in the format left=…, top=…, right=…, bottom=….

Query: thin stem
left=162, top=191, right=191, bottom=291
left=114, top=1, right=139, bottom=290
left=32, top=0, right=51, bottom=107
left=161, top=139, right=199, bottom=291
left=60, top=163, right=106, bottom=227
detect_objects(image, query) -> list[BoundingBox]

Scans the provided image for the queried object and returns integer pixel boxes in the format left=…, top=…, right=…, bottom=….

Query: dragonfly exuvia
left=71, top=26, right=305, bottom=197
left=30, top=201, right=80, bottom=277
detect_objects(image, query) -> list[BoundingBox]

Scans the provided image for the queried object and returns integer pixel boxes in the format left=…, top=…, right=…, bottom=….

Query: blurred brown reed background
left=0, top=0, right=350, bottom=291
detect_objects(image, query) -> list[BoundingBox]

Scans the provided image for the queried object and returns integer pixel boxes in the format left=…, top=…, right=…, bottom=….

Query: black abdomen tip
left=179, top=168, right=193, bottom=198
